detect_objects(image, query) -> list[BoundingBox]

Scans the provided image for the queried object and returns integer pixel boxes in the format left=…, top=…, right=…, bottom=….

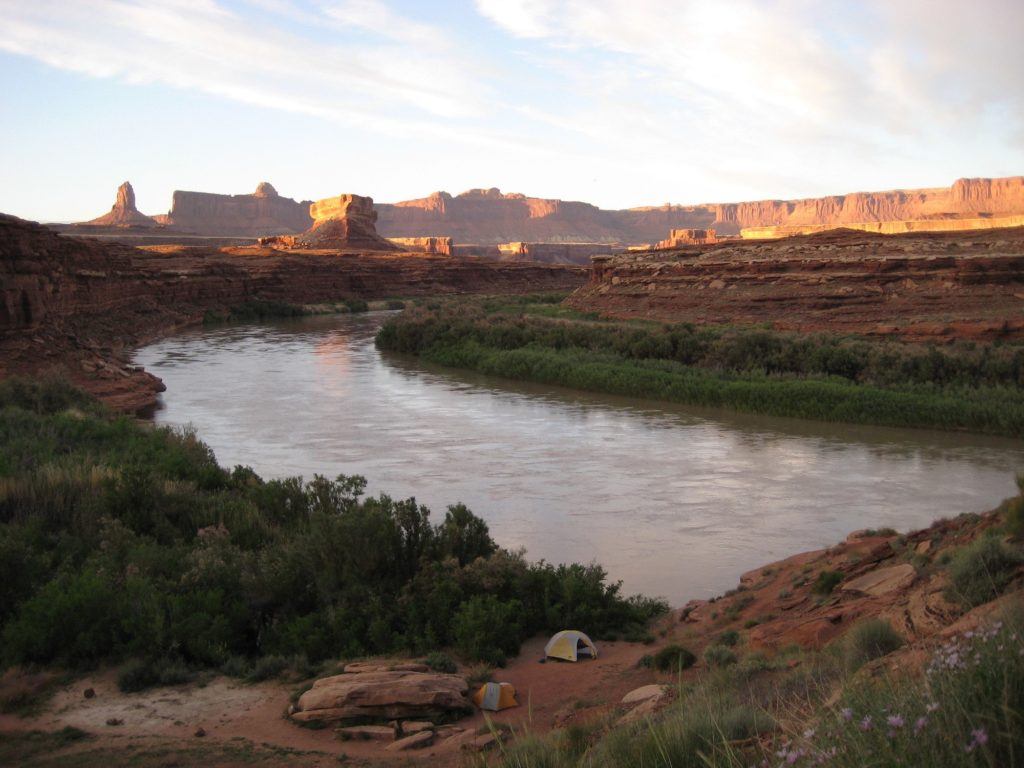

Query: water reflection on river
left=134, top=313, right=1024, bottom=603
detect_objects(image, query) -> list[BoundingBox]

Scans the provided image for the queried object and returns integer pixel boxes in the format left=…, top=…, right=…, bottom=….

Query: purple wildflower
left=859, top=716, right=873, bottom=732
left=914, top=716, right=928, bottom=734
left=887, top=715, right=904, bottom=729
left=965, top=727, right=988, bottom=753
left=840, top=707, right=853, bottom=722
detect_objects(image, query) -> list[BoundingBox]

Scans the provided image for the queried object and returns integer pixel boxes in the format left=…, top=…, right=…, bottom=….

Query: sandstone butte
left=82, top=181, right=158, bottom=228
left=62, top=175, right=1024, bottom=248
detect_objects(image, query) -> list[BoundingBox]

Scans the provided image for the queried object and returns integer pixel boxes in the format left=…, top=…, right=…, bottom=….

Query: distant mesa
left=63, top=175, right=1024, bottom=249
left=375, top=177, right=1024, bottom=245
left=83, top=181, right=158, bottom=228
left=158, top=182, right=313, bottom=237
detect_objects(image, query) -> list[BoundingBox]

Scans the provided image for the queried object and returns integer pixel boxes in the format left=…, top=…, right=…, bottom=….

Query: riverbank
left=1, top=424, right=1021, bottom=766
left=0, top=214, right=585, bottom=412
left=376, top=297, right=1024, bottom=437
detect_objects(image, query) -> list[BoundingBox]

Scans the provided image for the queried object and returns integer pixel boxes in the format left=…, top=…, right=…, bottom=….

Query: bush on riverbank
left=375, top=301, right=1024, bottom=436
left=0, top=377, right=666, bottom=681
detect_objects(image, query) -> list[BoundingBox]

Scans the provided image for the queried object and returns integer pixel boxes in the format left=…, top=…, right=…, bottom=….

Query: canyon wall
left=0, top=214, right=585, bottom=411
left=159, top=182, right=313, bottom=236
left=569, top=227, right=1024, bottom=341
left=376, top=177, right=1024, bottom=245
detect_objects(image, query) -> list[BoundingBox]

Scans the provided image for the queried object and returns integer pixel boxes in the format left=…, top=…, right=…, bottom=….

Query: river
left=134, top=312, right=1024, bottom=603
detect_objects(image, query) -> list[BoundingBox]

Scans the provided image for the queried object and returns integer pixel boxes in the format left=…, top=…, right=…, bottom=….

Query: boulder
left=841, top=563, right=916, bottom=597
left=384, top=730, right=434, bottom=751
left=343, top=661, right=428, bottom=674
left=337, top=725, right=394, bottom=741
left=291, top=671, right=471, bottom=724
left=621, top=684, right=670, bottom=705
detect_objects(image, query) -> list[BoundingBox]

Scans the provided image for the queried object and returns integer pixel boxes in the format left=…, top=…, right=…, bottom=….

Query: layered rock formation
left=376, top=177, right=1024, bottom=245
left=569, top=227, right=1024, bottom=341
left=295, top=194, right=400, bottom=251
left=159, top=182, right=313, bottom=236
left=742, top=215, right=1024, bottom=239
left=82, top=181, right=158, bottom=228
left=291, top=670, right=472, bottom=724
left=655, top=229, right=719, bottom=248
left=495, top=241, right=624, bottom=265
left=388, top=236, right=454, bottom=255
left=0, top=214, right=585, bottom=411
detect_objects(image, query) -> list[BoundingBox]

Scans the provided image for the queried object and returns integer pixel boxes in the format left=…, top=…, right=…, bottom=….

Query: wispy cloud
left=0, top=0, right=480, bottom=126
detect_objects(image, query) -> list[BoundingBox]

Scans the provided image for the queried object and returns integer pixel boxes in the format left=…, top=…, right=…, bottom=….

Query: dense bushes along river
left=375, top=296, right=1024, bottom=436
left=0, top=378, right=666, bottom=680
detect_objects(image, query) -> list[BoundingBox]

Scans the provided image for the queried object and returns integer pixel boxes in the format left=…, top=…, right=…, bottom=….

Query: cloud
left=0, top=0, right=480, bottom=126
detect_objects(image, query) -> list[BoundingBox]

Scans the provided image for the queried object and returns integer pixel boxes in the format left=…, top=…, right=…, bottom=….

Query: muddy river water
left=135, top=312, right=1024, bottom=603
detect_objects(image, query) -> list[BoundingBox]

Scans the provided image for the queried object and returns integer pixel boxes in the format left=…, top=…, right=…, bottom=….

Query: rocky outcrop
left=655, top=229, right=719, bottom=248
left=81, top=182, right=159, bottom=228
left=160, top=182, right=312, bottom=236
left=290, top=671, right=471, bottom=724
left=495, top=241, right=625, bottom=265
left=0, top=214, right=584, bottom=411
left=295, top=194, right=400, bottom=251
left=376, top=177, right=1024, bottom=245
left=569, top=227, right=1024, bottom=341
left=388, top=236, right=454, bottom=255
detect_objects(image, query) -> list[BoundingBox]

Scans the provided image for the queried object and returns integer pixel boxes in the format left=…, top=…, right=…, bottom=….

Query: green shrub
left=0, top=382, right=665, bottom=676
left=946, top=534, right=1023, bottom=607
left=246, top=655, right=289, bottom=682
left=117, top=658, right=194, bottom=693
left=424, top=651, right=457, bottom=674
left=1007, top=474, right=1024, bottom=536
left=703, top=645, right=738, bottom=668
left=220, top=656, right=252, bottom=678
left=715, top=630, right=740, bottom=647
left=843, top=619, right=904, bottom=670
left=343, top=298, right=369, bottom=313
left=453, top=595, right=522, bottom=665
left=653, top=644, right=696, bottom=673
left=812, top=570, right=844, bottom=595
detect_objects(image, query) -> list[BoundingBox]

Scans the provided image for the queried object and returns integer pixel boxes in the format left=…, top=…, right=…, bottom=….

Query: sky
left=0, top=0, right=1022, bottom=222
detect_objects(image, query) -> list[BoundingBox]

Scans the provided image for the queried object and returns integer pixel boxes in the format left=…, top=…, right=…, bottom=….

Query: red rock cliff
left=376, top=177, right=1024, bottom=245
left=161, top=182, right=313, bottom=236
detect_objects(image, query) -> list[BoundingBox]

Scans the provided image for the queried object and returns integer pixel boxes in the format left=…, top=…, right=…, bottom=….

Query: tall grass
left=485, top=610, right=1024, bottom=768
left=376, top=303, right=1024, bottom=436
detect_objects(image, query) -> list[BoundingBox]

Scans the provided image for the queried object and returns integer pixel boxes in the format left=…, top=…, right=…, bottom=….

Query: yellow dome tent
left=472, top=681, right=518, bottom=711
left=544, top=630, right=598, bottom=662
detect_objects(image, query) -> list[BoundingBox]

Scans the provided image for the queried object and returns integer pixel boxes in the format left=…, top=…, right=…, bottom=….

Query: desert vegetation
left=489, top=607, right=1024, bottom=768
left=0, top=377, right=666, bottom=689
left=376, top=297, right=1024, bottom=436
